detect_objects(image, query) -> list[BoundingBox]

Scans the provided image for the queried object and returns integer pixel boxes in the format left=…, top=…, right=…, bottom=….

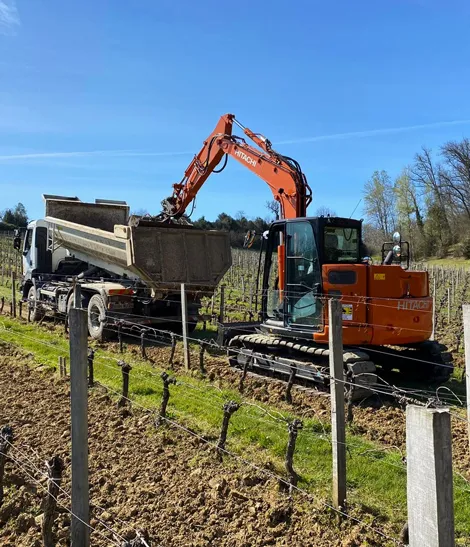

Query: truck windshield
left=324, top=226, right=359, bottom=263
left=24, top=229, right=32, bottom=252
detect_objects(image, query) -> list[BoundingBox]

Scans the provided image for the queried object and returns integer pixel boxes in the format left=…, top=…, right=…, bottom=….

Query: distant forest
left=191, top=202, right=337, bottom=249
left=362, top=137, right=470, bottom=259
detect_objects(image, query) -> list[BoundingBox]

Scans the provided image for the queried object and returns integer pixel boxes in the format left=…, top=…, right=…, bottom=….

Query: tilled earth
left=0, top=342, right=399, bottom=547
left=120, top=339, right=470, bottom=480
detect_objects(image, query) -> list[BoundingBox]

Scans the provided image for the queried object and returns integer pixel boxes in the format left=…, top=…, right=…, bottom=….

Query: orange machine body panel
left=312, top=264, right=432, bottom=346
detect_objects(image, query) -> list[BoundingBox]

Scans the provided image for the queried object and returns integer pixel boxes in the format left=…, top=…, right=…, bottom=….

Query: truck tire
left=27, top=285, right=44, bottom=322
left=87, top=294, right=109, bottom=340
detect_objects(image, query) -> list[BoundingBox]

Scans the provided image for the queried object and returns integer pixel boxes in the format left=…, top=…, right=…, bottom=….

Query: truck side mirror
left=13, top=237, right=21, bottom=251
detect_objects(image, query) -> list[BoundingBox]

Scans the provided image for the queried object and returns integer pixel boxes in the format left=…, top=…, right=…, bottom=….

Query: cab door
left=285, top=221, right=322, bottom=330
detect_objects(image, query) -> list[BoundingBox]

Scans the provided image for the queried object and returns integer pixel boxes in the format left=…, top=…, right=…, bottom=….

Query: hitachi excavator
left=159, top=113, right=452, bottom=397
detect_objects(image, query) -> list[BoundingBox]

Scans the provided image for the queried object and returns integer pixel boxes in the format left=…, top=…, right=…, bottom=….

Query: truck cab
left=22, top=220, right=51, bottom=285
left=21, top=220, right=67, bottom=297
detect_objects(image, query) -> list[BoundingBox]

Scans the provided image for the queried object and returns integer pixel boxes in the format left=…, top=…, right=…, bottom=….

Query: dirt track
left=0, top=342, right=400, bottom=546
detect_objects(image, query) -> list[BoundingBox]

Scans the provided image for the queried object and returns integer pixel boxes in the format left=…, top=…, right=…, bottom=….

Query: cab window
left=323, top=226, right=359, bottom=263
left=24, top=229, right=32, bottom=252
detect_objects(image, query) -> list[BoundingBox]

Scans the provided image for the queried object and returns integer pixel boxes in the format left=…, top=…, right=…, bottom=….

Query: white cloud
left=0, top=0, right=19, bottom=34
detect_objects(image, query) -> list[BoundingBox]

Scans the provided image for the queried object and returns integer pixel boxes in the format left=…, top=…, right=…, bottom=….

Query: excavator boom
left=161, top=114, right=312, bottom=220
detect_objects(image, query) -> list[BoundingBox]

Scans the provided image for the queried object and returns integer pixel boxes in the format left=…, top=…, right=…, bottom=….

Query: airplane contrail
left=0, top=149, right=194, bottom=161
left=274, top=119, right=470, bottom=145
left=1, top=118, right=469, bottom=162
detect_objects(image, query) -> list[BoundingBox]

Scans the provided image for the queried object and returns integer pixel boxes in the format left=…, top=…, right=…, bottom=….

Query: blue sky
left=1, top=0, right=470, bottom=222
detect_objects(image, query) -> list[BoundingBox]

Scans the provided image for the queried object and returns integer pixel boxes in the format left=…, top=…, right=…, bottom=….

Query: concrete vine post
left=447, top=287, right=451, bottom=325
left=406, top=405, right=454, bottom=546
left=328, top=297, right=346, bottom=510
left=42, top=456, right=65, bottom=547
left=118, top=322, right=123, bottom=353
left=168, top=333, right=176, bottom=369
left=73, top=280, right=81, bottom=309
left=69, top=307, right=90, bottom=547
left=180, top=283, right=190, bottom=371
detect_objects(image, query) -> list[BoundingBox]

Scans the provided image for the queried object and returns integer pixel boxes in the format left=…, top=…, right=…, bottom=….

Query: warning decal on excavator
left=374, top=273, right=386, bottom=280
left=342, top=305, right=353, bottom=321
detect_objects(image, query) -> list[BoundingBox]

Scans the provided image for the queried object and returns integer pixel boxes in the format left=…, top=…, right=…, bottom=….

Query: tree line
left=192, top=202, right=337, bottom=248
left=192, top=210, right=273, bottom=248
left=363, top=137, right=470, bottom=259
left=0, top=203, right=28, bottom=230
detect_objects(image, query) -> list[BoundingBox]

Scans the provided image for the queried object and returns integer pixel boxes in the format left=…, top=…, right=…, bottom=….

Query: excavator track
left=227, top=335, right=453, bottom=402
left=364, top=341, right=454, bottom=384
left=228, top=334, right=377, bottom=401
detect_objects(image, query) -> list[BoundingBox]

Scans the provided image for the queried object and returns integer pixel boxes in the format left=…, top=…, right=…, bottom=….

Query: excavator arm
left=160, top=114, right=312, bottom=220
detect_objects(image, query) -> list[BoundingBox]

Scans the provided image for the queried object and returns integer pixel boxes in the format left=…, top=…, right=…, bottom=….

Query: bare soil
left=0, top=342, right=398, bottom=546
left=124, top=340, right=470, bottom=480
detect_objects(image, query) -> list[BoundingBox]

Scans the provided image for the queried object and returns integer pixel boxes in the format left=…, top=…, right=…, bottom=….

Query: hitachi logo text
left=235, top=150, right=257, bottom=167
left=397, top=300, right=431, bottom=311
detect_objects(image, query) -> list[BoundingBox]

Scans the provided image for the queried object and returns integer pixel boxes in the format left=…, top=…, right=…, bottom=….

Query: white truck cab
left=22, top=219, right=66, bottom=287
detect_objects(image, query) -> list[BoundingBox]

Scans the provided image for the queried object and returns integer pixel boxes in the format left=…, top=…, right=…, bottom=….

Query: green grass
left=0, top=283, right=13, bottom=301
left=1, top=316, right=470, bottom=539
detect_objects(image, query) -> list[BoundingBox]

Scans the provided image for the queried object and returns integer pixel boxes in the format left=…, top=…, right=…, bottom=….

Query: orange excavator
left=159, top=114, right=452, bottom=396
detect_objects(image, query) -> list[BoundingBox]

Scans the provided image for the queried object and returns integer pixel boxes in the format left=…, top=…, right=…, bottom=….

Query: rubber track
left=229, top=333, right=377, bottom=400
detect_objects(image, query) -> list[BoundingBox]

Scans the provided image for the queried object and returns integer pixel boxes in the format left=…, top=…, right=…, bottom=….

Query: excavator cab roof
left=269, top=216, right=363, bottom=265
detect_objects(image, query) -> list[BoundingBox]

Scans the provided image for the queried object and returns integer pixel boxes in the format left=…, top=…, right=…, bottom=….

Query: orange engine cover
left=313, top=264, right=432, bottom=346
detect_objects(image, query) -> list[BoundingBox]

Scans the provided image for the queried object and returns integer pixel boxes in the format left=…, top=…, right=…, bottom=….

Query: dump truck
left=19, top=195, right=231, bottom=339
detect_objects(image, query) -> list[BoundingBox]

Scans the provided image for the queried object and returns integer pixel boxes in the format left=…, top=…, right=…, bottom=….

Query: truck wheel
left=27, top=285, right=44, bottom=322
left=87, top=295, right=109, bottom=340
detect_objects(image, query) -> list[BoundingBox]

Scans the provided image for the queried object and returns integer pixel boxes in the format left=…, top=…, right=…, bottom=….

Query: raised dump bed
left=44, top=196, right=231, bottom=289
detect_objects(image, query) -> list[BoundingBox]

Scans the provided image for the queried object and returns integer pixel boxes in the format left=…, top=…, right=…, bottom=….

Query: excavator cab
left=260, top=216, right=362, bottom=336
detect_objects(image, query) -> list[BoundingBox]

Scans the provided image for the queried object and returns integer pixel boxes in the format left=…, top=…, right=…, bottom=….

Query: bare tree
left=409, top=148, right=452, bottom=245
left=440, top=138, right=470, bottom=220
left=131, top=208, right=150, bottom=216
left=363, top=170, right=396, bottom=237
left=266, top=200, right=280, bottom=220
left=394, top=169, right=426, bottom=254
left=315, top=206, right=337, bottom=217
